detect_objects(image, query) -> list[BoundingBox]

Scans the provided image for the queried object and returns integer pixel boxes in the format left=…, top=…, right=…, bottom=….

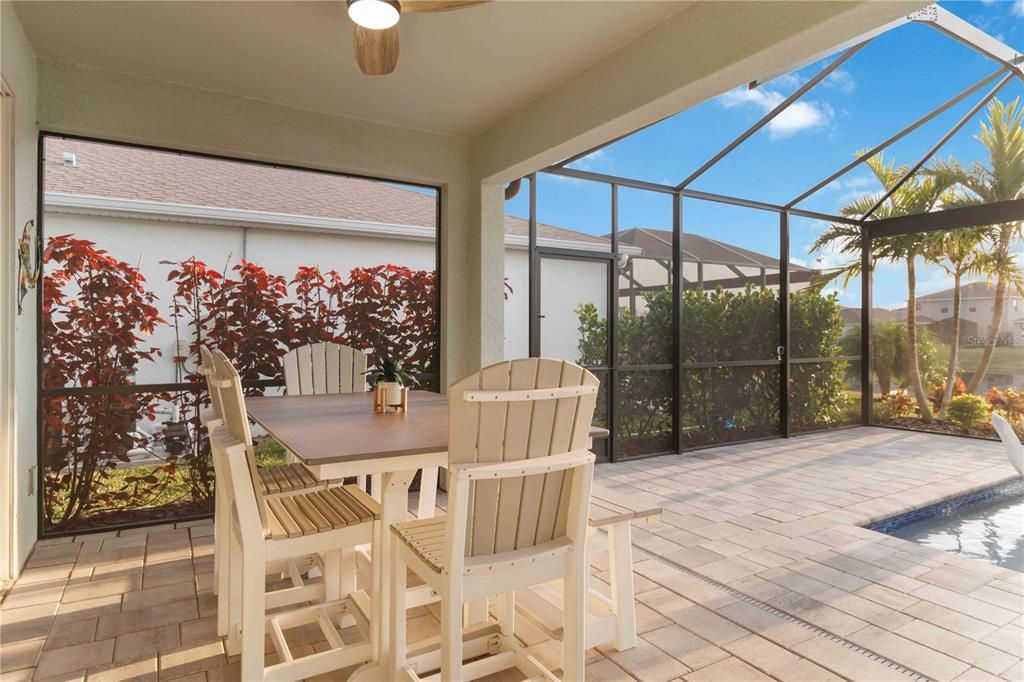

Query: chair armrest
left=450, top=449, right=594, bottom=481
left=589, top=507, right=662, bottom=528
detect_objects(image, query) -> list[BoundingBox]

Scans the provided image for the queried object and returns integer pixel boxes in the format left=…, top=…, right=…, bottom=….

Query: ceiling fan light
left=347, top=0, right=400, bottom=30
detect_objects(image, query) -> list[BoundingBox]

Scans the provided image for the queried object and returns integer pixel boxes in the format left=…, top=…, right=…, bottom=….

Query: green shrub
left=576, top=284, right=850, bottom=451
left=946, top=394, right=989, bottom=429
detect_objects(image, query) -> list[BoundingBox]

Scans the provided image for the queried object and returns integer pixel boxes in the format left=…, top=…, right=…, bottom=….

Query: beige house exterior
left=915, top=281, right=1024, bottom=347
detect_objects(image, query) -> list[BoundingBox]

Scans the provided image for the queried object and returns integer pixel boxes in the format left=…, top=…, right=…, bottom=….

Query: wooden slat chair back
left=198, top=345, right=226, bottom=427
left=387, top=358, right=599, bottom=682
left=448, top=357, right=599, bottom=559
left=211, top=349, right=268, bottom=534
left=282, top=342, right=368, bottom=396
left=200, top=344, right=230, bottom=616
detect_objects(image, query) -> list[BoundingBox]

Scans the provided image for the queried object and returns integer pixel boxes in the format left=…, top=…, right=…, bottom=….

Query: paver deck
left=2, top=427, right=1022, bottom=681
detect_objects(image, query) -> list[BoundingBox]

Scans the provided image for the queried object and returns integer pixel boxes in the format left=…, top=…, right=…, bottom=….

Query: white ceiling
left=14, top=0, right=689, bottom=137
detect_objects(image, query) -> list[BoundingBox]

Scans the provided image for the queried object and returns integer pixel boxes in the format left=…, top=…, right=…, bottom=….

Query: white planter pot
left=380, top=381, right=404, bottom=406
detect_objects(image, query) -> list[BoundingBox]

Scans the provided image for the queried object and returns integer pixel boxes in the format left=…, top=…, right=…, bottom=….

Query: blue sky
left=506, top=0, right=1024, bottom=309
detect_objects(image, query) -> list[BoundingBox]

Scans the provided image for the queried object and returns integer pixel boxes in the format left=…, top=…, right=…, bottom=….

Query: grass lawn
left=48, top=436, right=289, bottom=526
left=957, top=345, right=1024, bottom=377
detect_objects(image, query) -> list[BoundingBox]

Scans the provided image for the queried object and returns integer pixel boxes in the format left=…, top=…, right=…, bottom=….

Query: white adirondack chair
left=200, top=347, right=336, bottom=642
left=992, top=413, right=1024, bottom=477
left=281, top=342, right=373, bottom=490
left=210, top=348, right=380, bottom=682
left=281, top=341, right=368, bottom=396
left=280, top=341, right=441, bottom=518
left=388, top=358, right=599, bottom=682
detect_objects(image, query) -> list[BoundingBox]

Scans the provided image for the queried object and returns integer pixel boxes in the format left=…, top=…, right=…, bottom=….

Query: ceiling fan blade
left=400, top=1, right=489, bottom=12
left=353, top=25, right=399, bottom=76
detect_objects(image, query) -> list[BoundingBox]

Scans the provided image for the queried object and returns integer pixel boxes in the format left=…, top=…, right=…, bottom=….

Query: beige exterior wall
left=1, top=0, right=39, bottom=577
left=919, top=294, right=1024, bottom=346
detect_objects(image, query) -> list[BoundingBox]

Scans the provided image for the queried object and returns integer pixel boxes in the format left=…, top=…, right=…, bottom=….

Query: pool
left=869, top=479, right=1024, bottom=573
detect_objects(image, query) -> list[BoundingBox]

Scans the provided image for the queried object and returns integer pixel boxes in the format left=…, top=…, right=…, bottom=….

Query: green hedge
left=576, top=285, right=853, bottom=453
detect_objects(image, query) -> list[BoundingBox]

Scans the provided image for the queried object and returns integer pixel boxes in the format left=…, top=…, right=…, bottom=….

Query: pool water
left=873, top=480, right=1024, bottom=573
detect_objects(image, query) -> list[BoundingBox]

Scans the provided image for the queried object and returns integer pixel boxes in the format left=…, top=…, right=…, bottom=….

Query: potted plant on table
left=365, top=356, right=418, bottom=410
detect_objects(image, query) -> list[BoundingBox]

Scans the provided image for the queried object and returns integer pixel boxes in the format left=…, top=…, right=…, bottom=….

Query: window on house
left=969, top=306, right=977, bottom=313
left=941, top=307, right=949, bottom=313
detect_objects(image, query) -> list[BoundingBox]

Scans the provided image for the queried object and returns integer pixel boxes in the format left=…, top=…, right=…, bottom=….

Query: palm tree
left=812, top=152, right=953, bottom=421
left=929, top=98, right=1024, bottom=393
left=923, top=226, right=987, bottom=419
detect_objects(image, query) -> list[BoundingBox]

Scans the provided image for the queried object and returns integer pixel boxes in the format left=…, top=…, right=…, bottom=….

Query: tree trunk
left=966, top=275, right=1007, bottom=394
left=878, top=371, right=892, bottom=397
left=938, top=273, right=962, bottom=420
left=905, top=257, right=933, bottom=422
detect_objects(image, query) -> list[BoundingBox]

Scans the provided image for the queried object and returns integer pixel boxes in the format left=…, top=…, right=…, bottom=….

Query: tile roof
left=617, top=227, right=813, bottom=272
left=917, top=280, right=1011, bottom=301
left=44, top=138, right=609, bottom=245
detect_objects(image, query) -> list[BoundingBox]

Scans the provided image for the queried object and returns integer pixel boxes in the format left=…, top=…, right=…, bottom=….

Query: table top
left=246, top=391, right=610, bottom=466
left=247, top=391, right=449, bottom=465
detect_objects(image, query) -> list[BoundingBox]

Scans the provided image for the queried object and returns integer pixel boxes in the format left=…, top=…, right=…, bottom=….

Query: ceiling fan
left=347, top=0, right=489, bottom=76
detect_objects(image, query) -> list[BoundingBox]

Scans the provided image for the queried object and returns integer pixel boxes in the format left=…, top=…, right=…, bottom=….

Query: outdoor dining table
left=245, top=389, right=607, bottom=679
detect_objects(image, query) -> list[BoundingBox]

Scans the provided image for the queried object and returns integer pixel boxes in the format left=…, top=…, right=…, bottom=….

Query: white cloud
left=767, top=72, right=804, bottom=90
left=1013, top=0, right=1024, bottom=17
left=717, top=86, right=834, bottom=139
left=824, top=69, right=857, bottom=94
left=844, top=175, right=873, bottom=189
left=770, top=100, right=835, bottom=139
left=573, top=148, right=612, bottom=172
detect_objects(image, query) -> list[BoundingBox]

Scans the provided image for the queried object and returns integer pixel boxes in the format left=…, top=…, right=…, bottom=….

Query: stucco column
left=440, top=180, right=505, bottom=388
left=478, top=182, right=505, bottom=367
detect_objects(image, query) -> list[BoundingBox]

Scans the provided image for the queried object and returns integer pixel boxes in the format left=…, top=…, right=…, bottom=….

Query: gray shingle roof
left=917, top=281, right=1005, bottom=301
left=44, top=138, right=609, bottom=245
left=617, top=227, right=813, bottom=272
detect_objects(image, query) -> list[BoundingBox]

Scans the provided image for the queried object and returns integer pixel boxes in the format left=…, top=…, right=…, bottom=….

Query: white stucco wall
left=45, top=210, right=609, bottom=383
left=503, top=248, right=529, bottom=361
left=2, top=0, right=39, bottom=576
left=43, top=210, right=441, bottom=385
left=539, top=256, right=609, bottom=363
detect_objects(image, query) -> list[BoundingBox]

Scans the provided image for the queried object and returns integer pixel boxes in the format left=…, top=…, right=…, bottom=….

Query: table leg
left=371, top=468, right=416, bottom=672
left=417, top=465, right=439, bottom=519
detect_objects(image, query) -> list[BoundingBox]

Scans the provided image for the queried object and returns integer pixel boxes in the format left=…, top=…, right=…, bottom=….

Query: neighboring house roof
left=917, top=281, right=1009, bottom=302
left=616, top=227, right=814, bottom=273
left=45, top=139, right=799, bottom=266
left=840, top=307, right=936, bottom=325
left=44, top=138, right=610, bottom=248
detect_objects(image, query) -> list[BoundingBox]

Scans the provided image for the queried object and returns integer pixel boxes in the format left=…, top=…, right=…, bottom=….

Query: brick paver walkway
left=2, top=427, right=1021, bottom=681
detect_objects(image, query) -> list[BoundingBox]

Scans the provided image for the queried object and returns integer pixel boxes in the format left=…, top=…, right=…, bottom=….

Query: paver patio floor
left=2, top=427, right=1022, bottom=681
